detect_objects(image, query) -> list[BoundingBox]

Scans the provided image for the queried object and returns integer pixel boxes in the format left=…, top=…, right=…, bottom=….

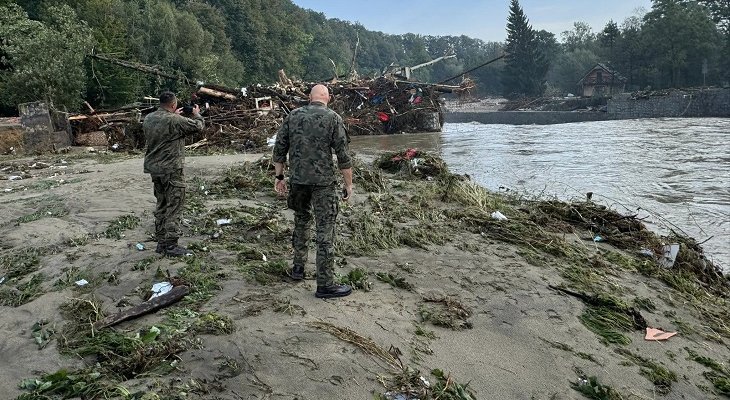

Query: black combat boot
left=155, top=241, right=165, bottom=254
left=289, top=265, right=305, bottom=281
left=315, top=284, right=352, bottom=299
left=164, top=239, right=192, bottom=257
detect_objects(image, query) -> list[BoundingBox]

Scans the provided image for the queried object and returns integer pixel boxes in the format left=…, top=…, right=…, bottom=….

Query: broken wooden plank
left=94, top=285, right=189, bottom=329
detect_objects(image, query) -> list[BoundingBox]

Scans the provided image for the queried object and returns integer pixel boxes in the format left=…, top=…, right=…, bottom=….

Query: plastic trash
left=645, top=327, right=677, bottom=341
left=8, top=175, right=22, bottom=181
left=659, top=243, right=680, bottom=268
left=638, top=248, right=654, bottom=258
left=3, top=188, right=12, bottom=192
left=491, top=211, right=508, bottom=221
left=135, top=243, right=145, bottom=251
left=593, top=235, right=604, bottom=242
left=75, top=279, right=89, bottom=286
left=267, top=135, right=276, bottom=147
left=0, top=276, right=5, bottom=285
left=150, top=282, right=173, bottom=299
left=216, top=218, right=232, bottom=226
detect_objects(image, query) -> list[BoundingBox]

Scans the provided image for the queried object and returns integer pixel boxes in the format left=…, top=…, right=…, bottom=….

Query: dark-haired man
left=143, top=91, right=204, bottom=257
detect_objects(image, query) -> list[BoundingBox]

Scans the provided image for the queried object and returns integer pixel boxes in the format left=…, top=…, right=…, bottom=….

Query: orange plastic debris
left=645, top=327, right=677, bottom=341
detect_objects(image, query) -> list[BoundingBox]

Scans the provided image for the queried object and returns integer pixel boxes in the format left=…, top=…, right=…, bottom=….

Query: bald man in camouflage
left=143, top=91, right=204, bottom=257
left=273, top=84, right=354, bottom=299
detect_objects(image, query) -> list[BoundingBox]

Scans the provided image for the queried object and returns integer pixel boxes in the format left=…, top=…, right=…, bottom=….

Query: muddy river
left=351, top=118, right=730, bottom=270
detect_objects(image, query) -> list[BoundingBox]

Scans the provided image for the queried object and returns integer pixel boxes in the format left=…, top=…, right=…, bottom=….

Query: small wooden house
left=578, top=63, right=626, bottom=97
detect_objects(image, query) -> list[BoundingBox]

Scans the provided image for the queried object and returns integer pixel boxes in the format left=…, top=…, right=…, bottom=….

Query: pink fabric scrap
left=645, top=327, right=677, bottom=341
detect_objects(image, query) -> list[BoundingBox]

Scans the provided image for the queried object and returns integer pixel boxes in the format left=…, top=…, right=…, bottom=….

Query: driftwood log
left=94, top=285, right=189, bottom=329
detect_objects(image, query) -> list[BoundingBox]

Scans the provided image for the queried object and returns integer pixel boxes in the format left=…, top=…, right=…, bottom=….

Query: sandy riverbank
left=1, top=151, right=729, bottom=399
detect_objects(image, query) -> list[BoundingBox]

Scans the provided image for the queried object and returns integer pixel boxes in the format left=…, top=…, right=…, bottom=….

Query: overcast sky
left=290, top=0, right=653, bottom=42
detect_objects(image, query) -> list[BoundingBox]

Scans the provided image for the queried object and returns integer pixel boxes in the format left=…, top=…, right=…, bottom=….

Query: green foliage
left=0, top=4, right=92, bottom=110
left=17, top=368, right=130, bottom=400
left=579, top=306, right=633, bottom=345
left=103, top=214, right=140, bottom=239
left=430, top=369, right=476, bottom=400
left=0, top=273, right=44, bottom=306
left=194, top=312, right=235, bottom=335
left=571, top=375, right=623, bottom=400
left=0, top=247, right=45, bottom=279
left=2, top=0, right=726, bottom=113
left=375, top=272, right=414, bottom=291
left=641, top=0, right=722, bottom=88
left=501, top=0, right=549, bottom=97
left=615, top=348, right=677, bottom=394
left=339, top=267, right=371, bottom=291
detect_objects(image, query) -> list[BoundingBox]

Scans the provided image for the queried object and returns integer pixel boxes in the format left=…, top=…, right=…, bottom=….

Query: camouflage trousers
left=288, top=183, right=339, bottom=287
left=151, top=169, right=186, bottom=243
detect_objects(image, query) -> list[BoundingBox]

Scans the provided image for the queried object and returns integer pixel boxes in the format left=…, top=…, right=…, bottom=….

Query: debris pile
left=67, top=76, right=451, bottom=152
left=375, top=148, right=449, bottom=179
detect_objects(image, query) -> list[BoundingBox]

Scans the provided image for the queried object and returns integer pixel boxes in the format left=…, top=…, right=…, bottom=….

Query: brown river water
left=351, top=117, right=730, bottom=270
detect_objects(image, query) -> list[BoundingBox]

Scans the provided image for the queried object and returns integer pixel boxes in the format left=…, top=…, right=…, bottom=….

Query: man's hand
left=342, top=184, right=353, bottom=202
left=175, top=107, right=183, bottom=115
left=275, top=178, right=287, bottom=196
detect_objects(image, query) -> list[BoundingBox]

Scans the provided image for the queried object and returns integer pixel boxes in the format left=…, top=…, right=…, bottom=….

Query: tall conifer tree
left=501, top=0, right=548, bottom=98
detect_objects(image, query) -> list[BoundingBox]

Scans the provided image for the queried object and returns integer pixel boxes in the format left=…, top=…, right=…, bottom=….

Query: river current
left=351, top=118, right=730, bottom=269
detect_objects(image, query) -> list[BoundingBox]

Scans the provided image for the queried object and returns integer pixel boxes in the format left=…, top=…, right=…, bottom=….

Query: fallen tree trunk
left=197, top=86, right=238, bottom=101
left=94, top=285, right=189, bottom=329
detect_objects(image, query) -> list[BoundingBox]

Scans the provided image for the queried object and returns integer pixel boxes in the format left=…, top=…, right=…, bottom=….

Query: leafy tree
left=615, top=16, right=645, bottom=89
left=698, top=0, right=730, bottom=32
left=547, top=48, right=599, bottom=94
left=0, top=3, right=92, bottom=110
left=501, top=0, right=548, bottom=98
left=642, top=0, right=721, bottom=87
left=598, top=20, right=620, bottom=64
left=561, top=22, right=597, bottom=52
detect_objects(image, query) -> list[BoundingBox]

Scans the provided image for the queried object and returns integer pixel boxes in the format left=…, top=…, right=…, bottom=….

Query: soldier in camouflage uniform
left=273, top=84, right=354, bottom=299
left=143, top=91, right=204, bottom=257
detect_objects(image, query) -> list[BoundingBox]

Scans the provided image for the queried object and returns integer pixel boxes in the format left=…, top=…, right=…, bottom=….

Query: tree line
left=0, top=0, right=728, bottom=114
left=503, top=0, right=730, bottom=98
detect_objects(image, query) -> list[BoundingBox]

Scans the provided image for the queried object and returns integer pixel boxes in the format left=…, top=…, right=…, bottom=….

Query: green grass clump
left=686, top=348, right=728, bottom=375
left=570, top=375, right=623, bottom=400
left=240, top=259, right=289, bottom=285
left=132, top=256, right=157, bottom=271
left=430, top=368, right=476, bottom=400
left=0, top=247, right=45, bottom=279
left=339, top=267, right=371, bottom=291
left=178, top=256, right=221, bottom=303
left=704, top=372, right=730, bottom=396
left=579, top=306, right=633, bottom=345
left=632, top=296, right=657, bottom=312
left=414, top=324, right=437, bottom=340
left=0, top=273, right=44, bottom=307
left=17, top=368, right=130, bottom=400
left=375, top=272, right=413, bottom=291
left=58, top=297, right=190, bottom=380
left=419, top=296, right=472, bottom=331
left=615, top=348, right=677, bottom=394
left=194, top=312, right=235, bottom=335
left=16, top=199, right=68, bottom=224
left=104, top=215, right=140, bottom=239
left=686, top=348, right=730, bottom=396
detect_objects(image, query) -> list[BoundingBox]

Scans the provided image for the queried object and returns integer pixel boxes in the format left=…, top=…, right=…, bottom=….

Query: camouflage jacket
left=273, top=101, right=351, bottom=185
left=143, top=108, right=204, bottom=175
